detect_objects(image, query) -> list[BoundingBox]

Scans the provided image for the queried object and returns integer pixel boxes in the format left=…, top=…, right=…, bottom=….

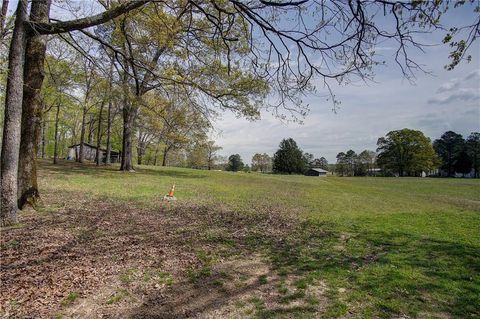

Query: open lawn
left=1, top=160, right=479, bottom=318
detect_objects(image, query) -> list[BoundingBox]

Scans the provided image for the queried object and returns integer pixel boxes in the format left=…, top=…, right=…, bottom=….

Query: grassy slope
left=39, top=161, right=480, bottom=318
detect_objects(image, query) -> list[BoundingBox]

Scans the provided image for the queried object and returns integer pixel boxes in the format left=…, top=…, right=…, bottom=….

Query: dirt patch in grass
left=0, top=190, right=328, bottom=318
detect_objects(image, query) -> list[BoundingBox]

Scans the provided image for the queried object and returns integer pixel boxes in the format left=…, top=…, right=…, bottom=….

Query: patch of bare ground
left=1, top=190, right=328, bottom=318
left=128, top=256, right=327, bottom=319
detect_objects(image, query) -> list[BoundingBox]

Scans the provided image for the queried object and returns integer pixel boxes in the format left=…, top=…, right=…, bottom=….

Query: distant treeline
left=223, top=129, right=479, bottom=178
left=335, top=150, right=376, bottom=177
left=222, top=139, right=329, bottom=174
left=333, top=129, right=479, bottom=178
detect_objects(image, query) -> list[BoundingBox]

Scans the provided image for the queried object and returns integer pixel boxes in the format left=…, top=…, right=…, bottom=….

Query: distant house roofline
left=309, top=168, right=328, bottom=173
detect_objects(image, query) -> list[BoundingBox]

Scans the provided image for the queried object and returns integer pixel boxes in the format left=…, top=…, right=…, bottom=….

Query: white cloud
left=465, top=70, right=480, bottom=81
left=437, top=79, right=461, bottom=93
left=436, top=69, right=479, bottom=92
left=428, top=88, right=480, bottom=104
left=429, top=70, right=480, bottom=104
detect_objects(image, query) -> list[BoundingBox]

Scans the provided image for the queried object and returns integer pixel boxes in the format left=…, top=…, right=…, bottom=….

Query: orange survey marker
left=168, top=184, right=175, bottom=197
left=163, top=183, right=176, bottom=201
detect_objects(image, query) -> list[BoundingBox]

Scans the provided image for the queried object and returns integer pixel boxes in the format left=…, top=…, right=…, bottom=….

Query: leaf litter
left=1, top=190, right=329, bottom=318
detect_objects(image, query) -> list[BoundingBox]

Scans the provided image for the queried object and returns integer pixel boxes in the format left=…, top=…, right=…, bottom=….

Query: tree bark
left=41, top=117, right=46, bottom=158
left=162, top=145, right=169, bottom=166
left=207, top=152, right=212, bottom=170
left=88, top=114, right=95, bottom=144
left=104, top=55, right=114, bottom=165
left=120, top=105, right=136, bottom=171
left=0, top=0, right=28, bottom=226
left=105, top=101, right=112, bottom=164
left=53, top=103, right=60, bottom=164
left=95, top=102, right=104, bottom=166
left=137, top=131, right=144, bottom=165
left=31, top=1, right=149, bottom=35
left=78, top=104, right=87, bottom=163
left=0, top=0, right=9, bottom=36
left=137, top=138, right=143, bottom=166
left=17, top=0, right=52, bottom=210
left=37, top=112, right=44, bottom=158
left=153, top=142, right=160, bottom=166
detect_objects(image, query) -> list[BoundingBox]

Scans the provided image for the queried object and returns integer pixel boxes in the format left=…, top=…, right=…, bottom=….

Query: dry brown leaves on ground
left=1, top=191, right=328, bottom=318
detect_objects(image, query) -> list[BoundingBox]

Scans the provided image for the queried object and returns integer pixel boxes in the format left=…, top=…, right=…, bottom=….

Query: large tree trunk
left=17, top=0, right=52, bottom=210
left=37, top=112, right=44, bottom=158
left=53, top=103, right=60, bottom=164
left=207, top=153, right=212, bottom=170
left=41, top=117, right=46, bottom=158
left=88, top=114, right=95, bottom=144
left=137, top=145, right=143, bottom=165
left=153, top=142, right=160, bottom=166
left=0, top=0, right=9, bottom=37
left=162, top=145, right=169, bottom=166
left=0, top=0, right=28, bottom=226
left=137, top=132, right=144, bottom=165
left=78, top=105, right=87, bottom=163
left=95, top=102, right=104, bottom=166
left=105, top=101, right=112, bottom=164
left=120, top=105, right=136, bottom=171
left=104, top=54, right=114, bottom=165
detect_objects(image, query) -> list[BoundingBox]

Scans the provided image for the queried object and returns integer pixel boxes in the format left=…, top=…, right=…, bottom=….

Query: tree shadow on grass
left=260, top=220, right=480, bottom=318
left=130, top=261, right=279, bottom=319
left=358, top=232, right=480, bottom=318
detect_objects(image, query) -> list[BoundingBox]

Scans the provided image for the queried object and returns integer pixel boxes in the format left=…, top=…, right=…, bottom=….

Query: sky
left=210, top=6, right=480, bottom=164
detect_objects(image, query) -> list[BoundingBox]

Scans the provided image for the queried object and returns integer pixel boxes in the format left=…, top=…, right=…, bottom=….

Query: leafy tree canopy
left=377, top=128, right=438, bottom=176
left=251, top=153, right=272, bottom=173
left=433, top=131, right=465, bottom=177
left=466, top=132, right=480, bottom=178
left=226, top=154, right=244, bottom=172
left=273, top=138, right=306, bottom=174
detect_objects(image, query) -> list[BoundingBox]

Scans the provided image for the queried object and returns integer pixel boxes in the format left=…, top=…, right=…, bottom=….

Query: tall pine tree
left=273, top=138, right=306, bottom=174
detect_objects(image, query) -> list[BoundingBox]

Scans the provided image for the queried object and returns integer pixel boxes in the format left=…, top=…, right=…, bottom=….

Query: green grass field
left=2, top=160, right=479, bottom=318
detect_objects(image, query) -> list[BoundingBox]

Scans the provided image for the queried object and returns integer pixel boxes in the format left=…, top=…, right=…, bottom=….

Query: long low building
left=67, top=143, right=120, bottom=163
left=305, top=168, right=328, bottom=176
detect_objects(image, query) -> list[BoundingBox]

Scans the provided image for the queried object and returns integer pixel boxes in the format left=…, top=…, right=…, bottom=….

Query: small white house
left=67, top=143, right=120, bottom=163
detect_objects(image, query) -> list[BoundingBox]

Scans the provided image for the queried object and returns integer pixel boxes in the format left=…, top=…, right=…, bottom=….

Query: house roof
left=309, top=168, right=328, bottom=173
left=68, top=143, right=120, bottom=155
